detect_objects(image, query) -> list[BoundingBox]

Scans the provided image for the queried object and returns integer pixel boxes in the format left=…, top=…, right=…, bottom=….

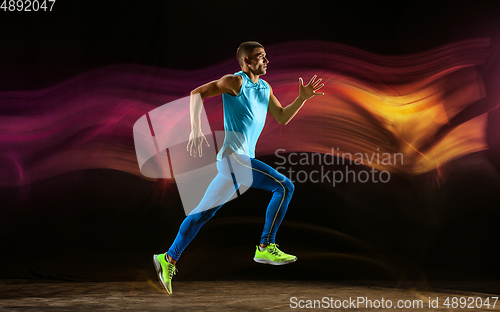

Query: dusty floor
left=1, top=279, right=500, bottom=311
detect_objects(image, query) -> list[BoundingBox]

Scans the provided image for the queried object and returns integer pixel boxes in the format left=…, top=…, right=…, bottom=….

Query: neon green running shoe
left=153, top=253, right=177, bottom=295
left=253, top=243, right=297, bottom=265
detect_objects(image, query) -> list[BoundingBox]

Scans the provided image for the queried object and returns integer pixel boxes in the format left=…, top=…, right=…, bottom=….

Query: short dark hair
left=237, top=41, right=264, bottom=67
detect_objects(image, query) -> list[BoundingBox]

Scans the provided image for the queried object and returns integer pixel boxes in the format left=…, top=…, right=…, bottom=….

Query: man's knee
left=282, top=177, right=295, bottom=195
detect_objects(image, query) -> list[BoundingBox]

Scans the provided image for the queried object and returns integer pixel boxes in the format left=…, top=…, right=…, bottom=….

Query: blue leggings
left=167, top=153, right=295, bottom=261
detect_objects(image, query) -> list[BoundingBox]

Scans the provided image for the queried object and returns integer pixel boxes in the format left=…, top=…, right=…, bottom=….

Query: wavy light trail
left=0, top=39, right=496, bottom=188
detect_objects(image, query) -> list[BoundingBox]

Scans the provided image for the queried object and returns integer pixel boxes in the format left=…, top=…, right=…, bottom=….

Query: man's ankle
left=166, top=254, right=177, bottom=266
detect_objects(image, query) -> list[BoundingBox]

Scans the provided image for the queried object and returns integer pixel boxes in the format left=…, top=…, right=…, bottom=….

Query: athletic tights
left=167, top=153, right=295, bottom=261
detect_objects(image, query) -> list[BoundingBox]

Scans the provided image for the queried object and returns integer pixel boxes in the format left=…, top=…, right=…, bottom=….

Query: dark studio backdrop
left=1, top=0, right=500, bottom=289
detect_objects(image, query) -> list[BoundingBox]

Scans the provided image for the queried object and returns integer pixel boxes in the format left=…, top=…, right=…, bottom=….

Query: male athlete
left=154, top=41, right=324, bottom=295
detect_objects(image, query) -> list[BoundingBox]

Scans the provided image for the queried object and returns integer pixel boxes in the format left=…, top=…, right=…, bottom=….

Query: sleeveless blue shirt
left=216, top=71, right=270, bottom=161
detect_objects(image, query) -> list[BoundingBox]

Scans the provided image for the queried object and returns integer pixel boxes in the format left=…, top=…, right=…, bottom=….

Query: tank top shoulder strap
left=234, top=71, right=248, bottom=83
left=233, top=71, right=247, bottom=97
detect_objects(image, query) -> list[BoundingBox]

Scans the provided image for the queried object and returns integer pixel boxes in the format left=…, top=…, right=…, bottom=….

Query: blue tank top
left=216, top=71, right=270, bottom=161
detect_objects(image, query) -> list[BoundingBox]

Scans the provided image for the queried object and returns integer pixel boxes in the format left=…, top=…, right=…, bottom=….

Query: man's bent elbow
left=190, top=89, right=205, bottom=101
left=279, top=118, right=290, bottom=126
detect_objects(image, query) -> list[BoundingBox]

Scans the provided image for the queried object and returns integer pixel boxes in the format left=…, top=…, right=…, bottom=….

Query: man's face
left=246, top=47, right=268, bottom=75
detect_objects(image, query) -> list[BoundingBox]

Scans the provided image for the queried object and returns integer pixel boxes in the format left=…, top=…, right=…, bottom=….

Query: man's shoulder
left=221, top=73, right=243, bottom=81
left=219, top=74, right=243, bottom=88
left=217, top=74, right=243, bottom=97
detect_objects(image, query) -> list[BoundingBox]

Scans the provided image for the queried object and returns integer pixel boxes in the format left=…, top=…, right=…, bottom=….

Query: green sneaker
left=153, top=253, right=177, bottom=295
left=253, top=243, right=297, bottom=265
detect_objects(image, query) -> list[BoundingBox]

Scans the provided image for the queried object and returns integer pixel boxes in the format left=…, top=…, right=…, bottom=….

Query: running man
left=154, top=41, right=324, bottom=295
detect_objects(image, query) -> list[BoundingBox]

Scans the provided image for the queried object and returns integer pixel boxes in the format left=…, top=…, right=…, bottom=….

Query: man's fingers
left=314, top=83, right=325, bottom=90
left=299, top=77, right=303, bottom=86
left=312, top=78, right=322, bottom=88
left=198, top=143, right=203, bottom=157
left=187, top=141, right=194, bottom=156
left=187, top=135, right=210, bottom=157
left=308, top=75, right=317, bottom=86
left=203, top=136, right=210, bottom=147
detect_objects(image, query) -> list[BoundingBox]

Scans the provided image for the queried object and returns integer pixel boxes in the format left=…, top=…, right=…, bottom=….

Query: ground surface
left=1, top=279, right=500, bottom=311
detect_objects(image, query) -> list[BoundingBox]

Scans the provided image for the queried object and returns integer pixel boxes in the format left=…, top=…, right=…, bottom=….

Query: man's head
left=237, top=41, right=268, bottom=75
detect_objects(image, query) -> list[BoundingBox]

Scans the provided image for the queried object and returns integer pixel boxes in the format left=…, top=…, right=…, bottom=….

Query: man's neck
left=242, top=69, right=259, bottom=83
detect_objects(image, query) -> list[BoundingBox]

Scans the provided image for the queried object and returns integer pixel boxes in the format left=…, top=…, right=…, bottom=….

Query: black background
left=2, top=1, right=500, bottom=90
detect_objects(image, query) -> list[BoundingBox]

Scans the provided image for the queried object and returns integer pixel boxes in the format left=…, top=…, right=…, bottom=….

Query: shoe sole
left=153, top=254, right=172, bottom=295
left=253, top=257, right=297, bottom=265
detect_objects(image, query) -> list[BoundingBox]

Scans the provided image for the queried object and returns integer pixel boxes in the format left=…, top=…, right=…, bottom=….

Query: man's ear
left=243, top=56, right=250, bottom=66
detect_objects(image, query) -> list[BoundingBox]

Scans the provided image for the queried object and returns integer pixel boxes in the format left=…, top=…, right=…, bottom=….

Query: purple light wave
left=0, top=39, right=497, bottom=188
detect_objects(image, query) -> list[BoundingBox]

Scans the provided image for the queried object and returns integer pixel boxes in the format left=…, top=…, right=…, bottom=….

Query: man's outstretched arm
left=268, top=75, right=324, bottom=125
left=187, top=75, right=242, bottom=157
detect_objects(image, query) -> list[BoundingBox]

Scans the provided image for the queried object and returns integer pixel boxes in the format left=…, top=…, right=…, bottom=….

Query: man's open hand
left=186, top=128, right=210, bottom=157
left=299, top=75, right=324, bottom=100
